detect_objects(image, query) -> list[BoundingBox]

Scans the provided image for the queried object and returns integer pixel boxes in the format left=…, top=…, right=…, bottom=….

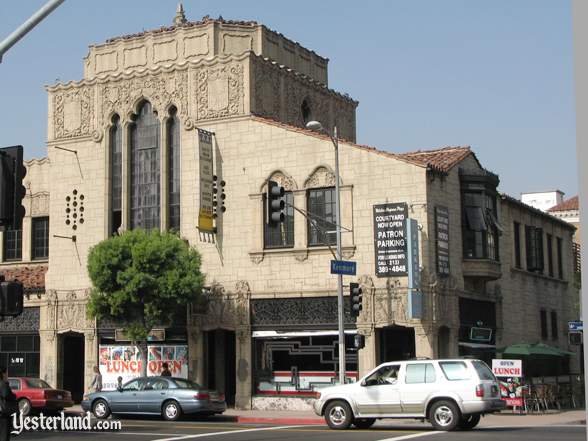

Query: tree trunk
left=139, top=341, right=148, bottom=377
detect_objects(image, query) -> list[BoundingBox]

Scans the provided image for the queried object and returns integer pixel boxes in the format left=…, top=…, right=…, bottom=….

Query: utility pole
left=0, top=0, right=65, bottom=63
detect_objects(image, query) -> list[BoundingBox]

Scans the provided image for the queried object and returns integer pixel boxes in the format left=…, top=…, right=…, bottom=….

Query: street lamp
left=306, top=120, right=346, bottom=385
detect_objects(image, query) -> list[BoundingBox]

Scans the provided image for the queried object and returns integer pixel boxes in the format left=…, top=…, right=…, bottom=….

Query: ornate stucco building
left=0, top=9, right=579, bottom=410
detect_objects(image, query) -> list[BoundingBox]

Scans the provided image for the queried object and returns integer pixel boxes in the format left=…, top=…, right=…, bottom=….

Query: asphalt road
left=10, top=418, right=586, bottom=441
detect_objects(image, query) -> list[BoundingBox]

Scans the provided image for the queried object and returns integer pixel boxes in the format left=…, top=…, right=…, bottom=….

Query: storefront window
left=253, top=332, right=358, bottom=396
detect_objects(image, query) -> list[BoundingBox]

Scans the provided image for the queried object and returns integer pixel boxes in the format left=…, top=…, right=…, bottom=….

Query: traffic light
left=0, top=280, right=23, bottom=317
left=266, top=180, right=285, bottom=225
left=569, top=331, right=583, bottom=345
left=212, top=175, right=226, bottom=218
left=0, top=145, right=27, bottom=230
left=350, top=282, right=363, bottom=317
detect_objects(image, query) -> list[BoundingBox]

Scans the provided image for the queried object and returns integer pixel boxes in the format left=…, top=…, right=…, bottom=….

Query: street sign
left=330, top=260, right=356, bottom=276
left=569, top=320, right=583, bottom=331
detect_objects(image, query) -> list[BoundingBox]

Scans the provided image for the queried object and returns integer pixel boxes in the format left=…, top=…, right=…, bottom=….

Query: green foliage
left=87, top=229, right=205, bottom=343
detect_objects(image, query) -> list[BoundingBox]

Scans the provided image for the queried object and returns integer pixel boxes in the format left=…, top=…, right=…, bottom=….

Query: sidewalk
left=67, top=404, right=586, bottom=427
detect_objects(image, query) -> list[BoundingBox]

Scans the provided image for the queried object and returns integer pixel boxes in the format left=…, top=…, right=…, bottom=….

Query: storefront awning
left=252, top=330, right=358, bottom=338
left=459, top=341, right=496, bottom=349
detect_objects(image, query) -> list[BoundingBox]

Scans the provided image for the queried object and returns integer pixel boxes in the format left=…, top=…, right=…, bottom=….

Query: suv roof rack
left=408, top=357, right=431, bottom=360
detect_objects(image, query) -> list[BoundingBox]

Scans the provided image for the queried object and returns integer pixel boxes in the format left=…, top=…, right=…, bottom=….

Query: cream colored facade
left=0, top=13, right=578, bottom=410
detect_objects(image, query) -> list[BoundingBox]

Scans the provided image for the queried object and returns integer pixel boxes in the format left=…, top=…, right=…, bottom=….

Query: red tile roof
left=0, top=265, right=47, bottom=291
left=398, top=146, right=473, bottom=173
left=547, top=195, right=579, bottom=212
left=253, top=115, right=472, bottom=173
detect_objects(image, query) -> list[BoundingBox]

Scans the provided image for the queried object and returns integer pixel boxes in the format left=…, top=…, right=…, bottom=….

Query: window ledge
left=0, top=260, right=48, bottom=267
left=510, top=267, right=568, bottom=284
left=250, top=245, right=356, bottom=264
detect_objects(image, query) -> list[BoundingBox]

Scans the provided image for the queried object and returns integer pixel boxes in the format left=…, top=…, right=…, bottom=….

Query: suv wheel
left=458, top=414, right=481, bottom=430
left=353, top=418, right=375, bottom=429
left=324, top=400, right=353, bottom=430
left=428, top=400, right=460, bottom=431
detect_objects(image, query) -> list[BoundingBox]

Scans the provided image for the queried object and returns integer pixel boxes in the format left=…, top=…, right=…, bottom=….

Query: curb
left=236, top=416, right=325, bottom=425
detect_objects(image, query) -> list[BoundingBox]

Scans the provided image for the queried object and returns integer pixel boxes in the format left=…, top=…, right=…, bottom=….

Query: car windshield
left=472, top=360, right=496, bottom=381
left=173, top=379, right=202, bottom=389
left=26, top=379, right=52, bottom=389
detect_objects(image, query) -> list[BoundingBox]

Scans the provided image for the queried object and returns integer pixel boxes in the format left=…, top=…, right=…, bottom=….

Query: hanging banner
left=435, top=206, right=450, bottom=276
left=198, top=129, right=214, bottom=232
left=492, top=359, right=523, bottom=407
left=373, top=202, right=408, bottom=277
left=99, top=344, right=189, bottom=390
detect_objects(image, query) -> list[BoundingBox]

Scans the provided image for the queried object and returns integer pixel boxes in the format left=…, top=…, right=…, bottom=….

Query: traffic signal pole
left=332, top=126, right=346, bottom=386
left=0, top=0, right=65, bottom=63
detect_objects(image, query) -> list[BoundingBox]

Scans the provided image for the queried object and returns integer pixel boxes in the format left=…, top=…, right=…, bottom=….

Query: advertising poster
left=435, top=206, right=450, bottom=276
left=492, top=359, right=523, bottom=407
left=373, top=202, right=408, bottom=277
left=99, top=344, right=189, bottom=390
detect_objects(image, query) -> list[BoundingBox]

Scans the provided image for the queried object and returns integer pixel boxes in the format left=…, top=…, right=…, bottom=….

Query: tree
left=87, top=229, right=205, bottom=376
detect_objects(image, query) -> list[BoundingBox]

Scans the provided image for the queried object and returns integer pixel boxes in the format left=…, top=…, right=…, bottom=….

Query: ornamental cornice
left=24, top=157, right=50, bottom=168
left=252, top=54, right=357, bottom=105
left=45, top=52, right=252, bottom=92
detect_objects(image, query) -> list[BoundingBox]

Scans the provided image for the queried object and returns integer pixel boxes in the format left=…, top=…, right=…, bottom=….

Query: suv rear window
left=439, top=362, right=471, bottom=381
left=472, top=360, right=496, bottom=381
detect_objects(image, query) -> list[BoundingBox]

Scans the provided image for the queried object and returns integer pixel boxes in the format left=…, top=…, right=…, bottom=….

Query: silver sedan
left=81, top=377, right=226, bottom=421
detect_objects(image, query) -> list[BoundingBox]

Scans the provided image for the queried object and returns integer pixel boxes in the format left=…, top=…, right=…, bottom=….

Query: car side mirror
left=360, top=380, right=367, bottom=387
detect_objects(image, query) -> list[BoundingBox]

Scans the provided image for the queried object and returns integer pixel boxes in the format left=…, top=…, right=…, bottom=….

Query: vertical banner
left=407, top=218, right=423, bottom=319
left=435, top=206, right=450, bottom=276
left=198, top=129, right=214, bottom=232
left=373, top=202, right=408, bottom=277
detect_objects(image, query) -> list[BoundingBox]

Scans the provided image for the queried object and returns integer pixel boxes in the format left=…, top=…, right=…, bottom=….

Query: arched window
left=301, top=99, right=312, bottom=124
left=110, top=114, right=122, bottom=235
left=167, top=106, right=181, bottom=231
left=130, top=101, right=160, bottom=230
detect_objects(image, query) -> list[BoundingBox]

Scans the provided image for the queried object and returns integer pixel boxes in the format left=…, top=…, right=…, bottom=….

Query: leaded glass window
left=167, top=107, right=180, bottom=231
left=130, top=102, right=160, bottom=230
left=307, top=187, right=336, bottom=246
left=110, top=114, right=122, bottom=235
left=31, top=217, right=49, bottom=260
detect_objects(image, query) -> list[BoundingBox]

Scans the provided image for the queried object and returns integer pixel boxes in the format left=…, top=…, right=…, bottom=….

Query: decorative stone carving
left=261, top=170, right=298, bottom=192
left=0, top=307, right=39, bottom=332
left=53, top=86, right=95, bottom=140
left=29, top=192, right=50, bottom=216
left=100, top=70, right=190, bottom=129
left=184, top=34, right=209, bottom=58
left=235, top=281, right=251, bottom=324
left=293, top=250, right=308, bottom=262
left=357, top=275, right=374, bottom=324
left=58, top=301, right=88, bottom=331
left=249, top=253, right=264, bottom=264
left=91, top=129, right=103, bottom=143
left=304, top=166, right=337, bottom=189
left=254, top=60, right=281, bottom=119
left=195, top=62, right=244, bottom=120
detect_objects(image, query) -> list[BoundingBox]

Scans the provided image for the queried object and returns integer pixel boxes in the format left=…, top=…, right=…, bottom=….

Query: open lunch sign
left=492, top=359, right=523, bottom=377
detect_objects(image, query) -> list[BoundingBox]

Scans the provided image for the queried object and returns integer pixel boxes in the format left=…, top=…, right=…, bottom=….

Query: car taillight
left=218, top=393, right=225, bottom=401
left=194, top=392, right=209, bottom=400
left=316, top=392, right=321, bottom=399
left=475, top=384, right=485, bottom=398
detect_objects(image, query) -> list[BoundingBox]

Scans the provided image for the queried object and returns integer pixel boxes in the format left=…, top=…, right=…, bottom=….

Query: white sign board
left=492, top=359, right=523, bottom=378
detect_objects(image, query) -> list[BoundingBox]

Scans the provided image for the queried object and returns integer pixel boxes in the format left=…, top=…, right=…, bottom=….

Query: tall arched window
left=110, top=114, right=122, bottom=235
left=130, top=101, right=160, bottom=230
left=167, top=106, right=181, bottom=231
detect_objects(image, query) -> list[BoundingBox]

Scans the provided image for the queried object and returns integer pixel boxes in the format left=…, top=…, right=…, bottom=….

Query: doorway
left=205, top=329, right=236, bottom=406
left=438, top=326, right=451, bottom=358
left=378, top=326, right=416, bottom=363
left=60, top=333, right=85, bottom=403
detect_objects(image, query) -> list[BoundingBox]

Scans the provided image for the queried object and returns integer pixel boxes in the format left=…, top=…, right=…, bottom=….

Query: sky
left=0, top=0, right=578, bottom=199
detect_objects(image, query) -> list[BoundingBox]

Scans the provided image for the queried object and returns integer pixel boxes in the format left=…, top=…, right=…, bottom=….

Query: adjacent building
left=0, top=9, right=579, bottom=410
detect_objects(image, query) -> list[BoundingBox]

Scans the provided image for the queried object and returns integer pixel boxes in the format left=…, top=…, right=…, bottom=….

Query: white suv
left=313, top=358, right=505, bottom=431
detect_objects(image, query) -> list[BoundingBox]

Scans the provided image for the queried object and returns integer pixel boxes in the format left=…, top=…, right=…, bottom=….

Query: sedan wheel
left=92, top=399, right=111, bottom=419
left=162, top=400, right=182, bottom=421
left=324, top=400, right=353, bottom=430
left=18, top=398, right=31, bottom=416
